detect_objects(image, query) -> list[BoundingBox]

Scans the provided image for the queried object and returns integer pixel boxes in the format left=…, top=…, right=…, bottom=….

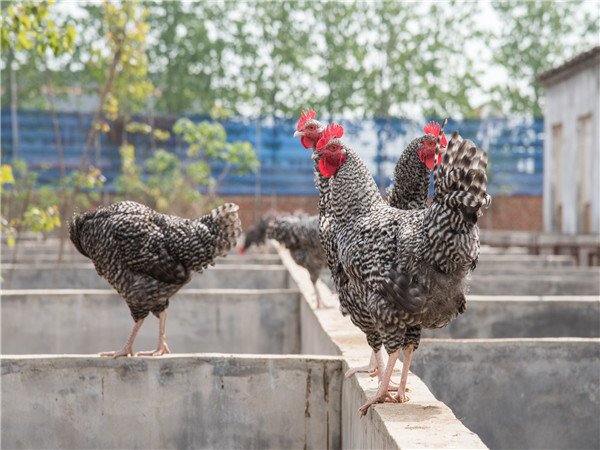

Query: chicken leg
left=99, top=318, right=144, bottom=358
left=136, top=310, right=171, bottom=356
left=395, top=345, right=414, bottom=403
left=345, top=351, right=400, bottom=391
left=359, top=349, right=399, bottom=417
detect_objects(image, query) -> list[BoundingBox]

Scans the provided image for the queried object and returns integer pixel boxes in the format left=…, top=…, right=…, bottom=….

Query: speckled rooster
left=294, top=111, right=450, bottom=391
left=266, top=212, right=329, bottom=308
left=69, top=201, right=242, bottom=357
left=305, top=119, right=490, bottom=416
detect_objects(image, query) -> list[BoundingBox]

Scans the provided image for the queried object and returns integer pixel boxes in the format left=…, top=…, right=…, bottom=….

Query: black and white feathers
left=69, top=201, right=242, bottom=322
left=266, top=213, right=327, bottom=285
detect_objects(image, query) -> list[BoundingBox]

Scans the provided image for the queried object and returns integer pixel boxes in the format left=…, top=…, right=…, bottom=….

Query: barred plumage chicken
left=294, top=112, right=449, bottom=389
left=309, top=121, right=490, bottom=416
left=266, top=212, right=329, bottom=308
left=238, top=211, right=275, bottom=253
left=69, top=200, right=242, bottom=357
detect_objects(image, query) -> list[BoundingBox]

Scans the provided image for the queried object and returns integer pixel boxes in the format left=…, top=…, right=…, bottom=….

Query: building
left=537, top=46, right=600, bottom=234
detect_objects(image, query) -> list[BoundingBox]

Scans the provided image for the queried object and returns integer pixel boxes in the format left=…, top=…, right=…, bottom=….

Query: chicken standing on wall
left=309, top=121, right=490, bottom=415
left=69, top=201, right=242, bottom=357
left=238, top=211, right=276, bottom=254
left=266, top=212, right=329, bottom=308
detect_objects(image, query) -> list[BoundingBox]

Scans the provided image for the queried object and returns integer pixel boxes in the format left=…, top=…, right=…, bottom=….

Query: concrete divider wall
left=1, top=354, right=344, bottom=450
left=410, top=338, right=600, bottom=450
left=422, top=296, right=600, bottom=339
left=1, top=289, right=301, bottom=355
left=1, top=264, right=290, bottom=290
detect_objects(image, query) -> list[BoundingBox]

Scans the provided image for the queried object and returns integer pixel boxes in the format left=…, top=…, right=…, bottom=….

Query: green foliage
left=489, top=0, right=600, bottom=115
left=3, top=0, right=599, bottom=116
left=1, top=0, right=75, bottom=55
left=115, top=118, right=257, bottom=215
left=0, top=161, right=62, bottom=244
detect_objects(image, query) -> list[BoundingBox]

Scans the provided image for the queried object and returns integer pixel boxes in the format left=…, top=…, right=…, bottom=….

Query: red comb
left=316, top=123, right=344, bottom=150
left=424, top=121, right=447, bottom=147
left=297, top=109, right=316, bottom=131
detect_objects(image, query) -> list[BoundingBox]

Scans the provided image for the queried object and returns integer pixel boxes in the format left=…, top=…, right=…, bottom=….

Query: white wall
left=543, top=61, right=600, bottom=234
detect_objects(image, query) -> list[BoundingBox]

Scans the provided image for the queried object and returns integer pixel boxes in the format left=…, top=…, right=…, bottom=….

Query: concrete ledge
left=411, top=338, right=600, bottom=450
left=1, top=289, right=301, bottom=355
left=422, top=295, right=600, bottom=339
left=275, top=243, right=487, bottom=449
left=466, top=274, right=599, bottom=295
left=1, top=264, right=290, bottom=290
left=1, top=354, right=344, bottom=450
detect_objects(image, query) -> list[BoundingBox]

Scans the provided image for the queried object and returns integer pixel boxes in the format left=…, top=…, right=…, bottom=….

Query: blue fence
left=0, top=109, right=544, bottom=196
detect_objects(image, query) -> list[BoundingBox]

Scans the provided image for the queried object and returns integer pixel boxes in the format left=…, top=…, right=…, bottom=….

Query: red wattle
left=301, top=136, right=315, bottom=149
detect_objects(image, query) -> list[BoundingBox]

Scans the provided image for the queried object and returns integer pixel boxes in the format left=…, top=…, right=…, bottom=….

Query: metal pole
left=254, top=116, right=262, bottom=224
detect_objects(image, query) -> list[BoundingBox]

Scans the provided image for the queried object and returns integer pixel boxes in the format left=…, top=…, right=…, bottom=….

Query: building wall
left=223, top=194, right=543, bottom=232
left=543, top=61, right=600, bottom=234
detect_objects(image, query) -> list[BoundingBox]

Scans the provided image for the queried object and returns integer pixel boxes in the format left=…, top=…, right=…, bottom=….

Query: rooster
left=69, top=201, right=242, bottom=357
left=294, top=111, right=449, bottom=388
left=309, top=121, right=490, bottom=416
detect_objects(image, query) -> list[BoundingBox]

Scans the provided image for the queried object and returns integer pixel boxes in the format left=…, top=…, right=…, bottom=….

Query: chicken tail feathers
left=434, top=131, right=491, bottom=214
left=200, top=203, right=242, bottom=257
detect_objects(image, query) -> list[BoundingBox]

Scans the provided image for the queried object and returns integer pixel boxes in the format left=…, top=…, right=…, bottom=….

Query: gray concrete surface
left=1, top=289, right=300, bottom=355
left=422, top=295, right=600, bottom=339
left=467, top=273, right=599, bottom=295
left=411, top=338, right=600, bottom=450
left=1, top=354, right=343, bottom=450
left=1, top=264, right=290, bottom=290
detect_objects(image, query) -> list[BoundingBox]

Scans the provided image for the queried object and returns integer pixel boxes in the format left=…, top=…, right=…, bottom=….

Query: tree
left=489, top=0, right=599, bottom=116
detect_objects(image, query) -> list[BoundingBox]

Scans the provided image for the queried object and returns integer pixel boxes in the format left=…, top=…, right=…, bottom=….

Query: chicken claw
left=359, top=391, right=397, bottom=417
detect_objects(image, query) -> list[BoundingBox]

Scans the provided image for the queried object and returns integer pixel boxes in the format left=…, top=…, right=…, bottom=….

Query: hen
left=266, top=212, right=329, bottom=308
left=69, top=201, right=242, bottom=357
left=238, top=211, right=275, bottom=253
left=310, top=121, right=490, bottom=416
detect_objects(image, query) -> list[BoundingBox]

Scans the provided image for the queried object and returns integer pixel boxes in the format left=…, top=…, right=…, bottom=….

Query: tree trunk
left=9, top=48, right=19, bottom=160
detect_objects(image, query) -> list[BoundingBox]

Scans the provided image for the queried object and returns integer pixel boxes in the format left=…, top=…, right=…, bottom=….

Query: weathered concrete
left=1, top=289, right=300, bottom=355
left=411, top=338, right=600, bottom=450
left=1, top=354, right=343, bottom=450
left=421, top=295, right=600, bottom=339
left=476, top=253, right=576, bottom=268
left=1, top=264, right=290, bottom=290
left=276, top=244, right=488, bottom=449
left=467, top=273, right=599, bottom=295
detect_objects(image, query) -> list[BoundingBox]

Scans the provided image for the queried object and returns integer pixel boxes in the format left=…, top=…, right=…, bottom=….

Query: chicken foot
left=345, top=351, right=400, bottom=391
left=359, top=349, right=400, bottom=417
left=136, top=310, right=171, bottom=356
left=99, top=318, right=144, bottom=358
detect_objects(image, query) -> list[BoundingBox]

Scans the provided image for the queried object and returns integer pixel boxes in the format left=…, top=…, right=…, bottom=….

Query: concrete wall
left=1, top=354, right=343, bottom=450
left=410, top=338, right=600, bottom=450
left=467, top=274, right=599, bottom=295
left=422, top=295, right=600, bottom=339
left=1, top=289, right=301, bottom=355
left=1, top=264, right=290, bottom=290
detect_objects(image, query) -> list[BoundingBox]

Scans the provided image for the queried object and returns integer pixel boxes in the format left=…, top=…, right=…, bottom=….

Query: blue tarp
left=0, top=109, right=544, bottom=196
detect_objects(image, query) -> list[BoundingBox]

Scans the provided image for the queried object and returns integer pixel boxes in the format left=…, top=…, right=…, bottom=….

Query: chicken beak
left=293, top=130, right=303, bottom=138
left=311, top=151, right=320, bottom=160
